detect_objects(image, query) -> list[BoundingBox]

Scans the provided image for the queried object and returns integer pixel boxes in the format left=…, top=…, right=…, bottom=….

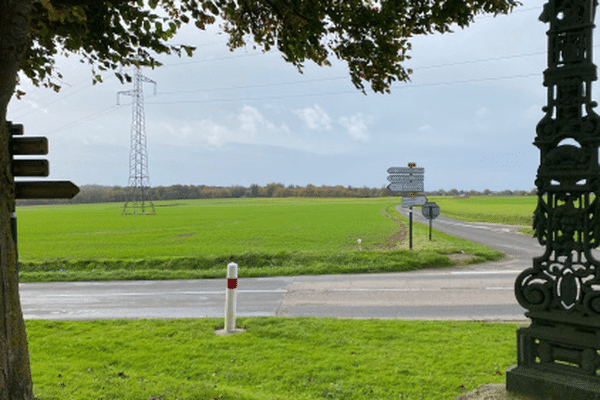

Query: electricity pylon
left=117, top=66, right=156, bottom=215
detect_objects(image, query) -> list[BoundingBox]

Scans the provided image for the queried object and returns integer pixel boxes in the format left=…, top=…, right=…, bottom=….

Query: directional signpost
left=386, top=167, right=425, bottom=195
left=422, top=202, right=440, bottom=240
left=387, top=163, right=425, bottom=249
left=8, top=121, right=80, bottom=200
left=8, top=121, right=80, bottom=269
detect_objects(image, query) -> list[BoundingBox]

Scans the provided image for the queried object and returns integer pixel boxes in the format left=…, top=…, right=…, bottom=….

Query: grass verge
left=28, top=317, right=521, bottom=400
left=384, top=205, right=503, bottom=263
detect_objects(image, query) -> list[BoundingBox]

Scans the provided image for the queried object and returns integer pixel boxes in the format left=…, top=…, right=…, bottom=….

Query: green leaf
left=183, top=46, right=195, bottom=57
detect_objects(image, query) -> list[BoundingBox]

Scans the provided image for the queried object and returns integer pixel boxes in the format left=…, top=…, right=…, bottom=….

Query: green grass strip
left=16, top=251, right=456, bottom=282
left=28, top=317, right=521, bottom=400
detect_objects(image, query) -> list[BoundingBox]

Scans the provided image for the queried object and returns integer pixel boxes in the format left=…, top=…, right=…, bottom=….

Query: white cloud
left=418, top=124, right=432, bottom=132
left=338, top=113, right=370, bottom=142
left=153, top=106, right=348, bottom=154
left=476, top=107, right=490, bottom=117
left=238, top=105, right=290, bottom=140
left=294, top=105, right=332, bottom=130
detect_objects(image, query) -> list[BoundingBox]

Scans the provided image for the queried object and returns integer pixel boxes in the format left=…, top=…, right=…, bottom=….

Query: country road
left=20, top=207, right=543, bottom=321
left=395, top=205, right=541, bottom=261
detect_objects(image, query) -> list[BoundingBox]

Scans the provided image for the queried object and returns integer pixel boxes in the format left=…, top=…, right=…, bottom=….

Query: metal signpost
left=421, top=202, right=440, bottom=241
left=387, top=163, right=424, bottom=249
left=506, top=2, right=600, bottom=398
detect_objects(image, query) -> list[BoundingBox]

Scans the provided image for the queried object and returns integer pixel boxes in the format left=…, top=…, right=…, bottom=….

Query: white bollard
left=225, top=262, right=238, bottom=333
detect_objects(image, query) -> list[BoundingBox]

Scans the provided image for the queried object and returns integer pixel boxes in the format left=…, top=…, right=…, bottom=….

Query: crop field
left=19, top=198, right=399, bottom=261
left=419, top=195, right=537, bottom=226
left=16, top=197, right=503, bottom=282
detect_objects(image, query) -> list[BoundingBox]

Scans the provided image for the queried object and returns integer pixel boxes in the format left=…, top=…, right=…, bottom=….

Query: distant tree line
left=15, top=184, right=538, bottom=206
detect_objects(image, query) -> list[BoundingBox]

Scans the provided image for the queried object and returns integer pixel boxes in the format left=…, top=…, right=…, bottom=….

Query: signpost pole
left=421, top=202, right=440, bottom=242
left=409, top=206, right=413, bottom=250
left=386, top=162, right=423, bottom=250
left=429, top=217, right=432, bottom=241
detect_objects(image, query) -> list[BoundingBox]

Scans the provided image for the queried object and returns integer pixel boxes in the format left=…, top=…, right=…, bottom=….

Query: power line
left=158, top=76, right=348, bottom=96
left=12, top=38, right=555, bottom=117
left=38, top=70, right=542, bottom=136
left=35, top=71, right=541, bottom=137
left=156, top=52, right=545, bottom=97
left=143, top=72, right=540, bottom=106
left=40, top=105, right=121, bottom=136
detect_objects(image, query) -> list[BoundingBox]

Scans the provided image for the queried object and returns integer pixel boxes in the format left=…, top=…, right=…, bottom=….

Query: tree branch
left=50, top=0, right=134, bottom=6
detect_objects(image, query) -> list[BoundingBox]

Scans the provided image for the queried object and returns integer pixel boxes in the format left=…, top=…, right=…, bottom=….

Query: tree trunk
left=0, top=1, right=36, bottom=399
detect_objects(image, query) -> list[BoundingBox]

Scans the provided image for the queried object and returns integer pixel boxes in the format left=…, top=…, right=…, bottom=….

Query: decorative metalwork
left=118, top=66, right=156, bottom=215
left=506, top=1, right=600, bottom=398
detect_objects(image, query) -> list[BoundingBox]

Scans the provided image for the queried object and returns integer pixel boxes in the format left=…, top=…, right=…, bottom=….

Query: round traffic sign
left=422, top=202, right=440, bottom=220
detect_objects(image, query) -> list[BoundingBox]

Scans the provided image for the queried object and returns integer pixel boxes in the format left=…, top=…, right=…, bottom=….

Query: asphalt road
left=395, top=205, right=541, bottom=261
left=20, top=206, right=541, bottom=321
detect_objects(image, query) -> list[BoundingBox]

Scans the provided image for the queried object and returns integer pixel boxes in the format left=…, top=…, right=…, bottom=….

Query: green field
left=418, top=196, right=537, bottom=226
left=19, top=198, right=400, bottom=260
left=27, top=317, right=520, bottom=400
left=16, top=197, right=504, bottom=282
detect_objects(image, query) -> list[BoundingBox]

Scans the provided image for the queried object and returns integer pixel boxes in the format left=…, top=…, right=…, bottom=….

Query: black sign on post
left=10, top=136, right=48, bottom=156
left=8, top=121, right=79, bottom=200
left=422, top=202, right=440, bottom=241
left=15, top=181, right=80, bottom=199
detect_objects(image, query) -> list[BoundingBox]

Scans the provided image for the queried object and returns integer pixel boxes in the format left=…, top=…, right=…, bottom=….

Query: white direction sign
left=387, top=181, right=424, bottom=192
left=387, top=174, right=424, bottom=183
left=402, top=196, right=427, bottom=208
left=387, top=167, right=425, bottom=174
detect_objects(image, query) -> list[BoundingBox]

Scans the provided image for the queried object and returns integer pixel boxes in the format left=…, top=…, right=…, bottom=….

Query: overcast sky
left=7, top=1, right=574, bottom=191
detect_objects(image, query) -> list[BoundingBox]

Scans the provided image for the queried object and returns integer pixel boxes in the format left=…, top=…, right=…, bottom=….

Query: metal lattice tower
left=117, top=66, right=156, bottom=215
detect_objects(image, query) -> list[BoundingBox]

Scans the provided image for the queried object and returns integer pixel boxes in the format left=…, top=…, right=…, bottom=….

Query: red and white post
left=225, top=262, right=238, bottom=333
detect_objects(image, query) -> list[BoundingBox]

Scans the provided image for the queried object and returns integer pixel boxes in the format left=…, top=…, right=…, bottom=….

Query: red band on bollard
left=227, top=278, right=238, bottom=289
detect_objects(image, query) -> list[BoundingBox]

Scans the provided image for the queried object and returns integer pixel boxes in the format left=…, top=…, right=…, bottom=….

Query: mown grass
left=28, top=317, right=520, bottom=400
left=17, top=198, right=503, bottom=282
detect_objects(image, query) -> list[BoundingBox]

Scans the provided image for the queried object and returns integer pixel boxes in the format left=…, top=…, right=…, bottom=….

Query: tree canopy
left=24, top=0, right=520, bottom=98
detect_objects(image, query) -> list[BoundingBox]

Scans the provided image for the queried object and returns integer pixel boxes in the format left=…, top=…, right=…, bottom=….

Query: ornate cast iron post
left=506, top=1, right=600, bottom=398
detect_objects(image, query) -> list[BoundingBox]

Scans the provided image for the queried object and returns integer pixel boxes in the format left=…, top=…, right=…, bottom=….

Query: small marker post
left=215, top=262, right=245, bottom=336
left=225, top=262, right=238, bottom=333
